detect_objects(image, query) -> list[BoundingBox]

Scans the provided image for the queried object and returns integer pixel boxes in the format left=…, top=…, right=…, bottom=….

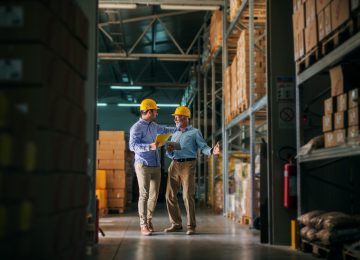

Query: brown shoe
left=186, top=228, right=195, bottom=235
left=164, top=224, right=183, bottom=232
left=140, top=225, right=152, bottom=236
left=148, top=220, right=154, bottom=232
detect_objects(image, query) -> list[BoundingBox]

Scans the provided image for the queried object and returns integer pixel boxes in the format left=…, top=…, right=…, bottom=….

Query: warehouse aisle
left=90, top=204, right=317, bottom=260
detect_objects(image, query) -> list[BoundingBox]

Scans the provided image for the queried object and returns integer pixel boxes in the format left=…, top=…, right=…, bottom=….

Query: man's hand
left=212, top=142, right=220, bottom=155
left=149, top=142, right=159, bottom=150
left=166, top=143, right=175, bottom=153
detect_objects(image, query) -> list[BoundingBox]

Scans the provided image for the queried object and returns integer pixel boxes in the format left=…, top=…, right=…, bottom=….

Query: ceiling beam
left=99, top=0, right=224, bottom=6
left=98, top=52, right=199, bottom=61
left=99, top=82, right=188, bottom=88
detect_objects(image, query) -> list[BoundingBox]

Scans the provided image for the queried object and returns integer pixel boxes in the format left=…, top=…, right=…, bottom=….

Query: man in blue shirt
left=164, top=106, right=220, bottom=235
left=129, top=98, right=176, bottom=236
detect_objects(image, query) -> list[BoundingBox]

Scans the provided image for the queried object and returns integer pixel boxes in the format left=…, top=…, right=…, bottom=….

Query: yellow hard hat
left=139, top=99, right=159, bottom=111
left=172, top=106, right=191, bottom=118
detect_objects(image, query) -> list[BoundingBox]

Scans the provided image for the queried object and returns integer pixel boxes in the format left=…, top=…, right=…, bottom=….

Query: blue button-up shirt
left=129, top=118, right=176, bottom=167
left=166, top=125, right=212, bottom=159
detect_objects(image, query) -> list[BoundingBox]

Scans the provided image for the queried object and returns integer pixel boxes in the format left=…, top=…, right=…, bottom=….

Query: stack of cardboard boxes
left=210, top=10, right=223, bottom=54
left=96, top=131, right=126, bottom=213
left=323, top=65, right=360, bottom=147
left=0, top=0, right=89, bottom=259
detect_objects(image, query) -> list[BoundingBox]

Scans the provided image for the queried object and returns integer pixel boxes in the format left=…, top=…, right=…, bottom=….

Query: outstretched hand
left=212, top=142, right=220, bottom=155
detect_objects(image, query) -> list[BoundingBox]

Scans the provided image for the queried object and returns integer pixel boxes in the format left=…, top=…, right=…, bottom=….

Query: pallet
left=301, top=239, right=343, bottom=259
left=107, top=208, right=125, bottom=214
left=343, top=242, right=360, bottom=260
left=321, top=20, right=355, bottom=57
left=296, top=46, right=321, bottom=74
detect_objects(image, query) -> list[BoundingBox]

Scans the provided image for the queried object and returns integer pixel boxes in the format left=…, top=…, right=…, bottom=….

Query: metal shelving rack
left=296, top=31, right=360, bottom=216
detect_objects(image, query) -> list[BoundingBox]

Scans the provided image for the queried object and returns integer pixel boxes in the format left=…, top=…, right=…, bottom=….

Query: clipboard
left=155, top=133, right=172, bottom=147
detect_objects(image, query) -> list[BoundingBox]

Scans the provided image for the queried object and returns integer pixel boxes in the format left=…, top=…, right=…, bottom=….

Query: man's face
left=174, top=115, right=188, bottom=128
left=148, top=109, right=158, bottom=121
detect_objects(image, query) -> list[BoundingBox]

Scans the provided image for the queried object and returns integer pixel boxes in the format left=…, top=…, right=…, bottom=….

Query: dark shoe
left=141, top=225, right=152, bottom=236
left=148, top=220, right=154, bottom=232
left=164, top=224, right=183, bottom=232
left=186, top=228, right=195, bottom=235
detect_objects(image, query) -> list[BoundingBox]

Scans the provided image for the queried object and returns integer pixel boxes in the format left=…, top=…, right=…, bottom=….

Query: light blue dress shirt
left=166, top=125, right=212, bottom=159
left=129, top=118, right=176, bottom=167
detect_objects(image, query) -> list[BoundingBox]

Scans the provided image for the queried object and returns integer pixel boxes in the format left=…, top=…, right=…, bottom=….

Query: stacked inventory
left=95, top=170, right=107, bottom=212
left=96, top=131, right=126, bottom=213
left=323, top=65, right=360, bottom=147
left=210, top=10, right=223, bottom=54
left=229, top=0, right=241, bottom=22
left=0, top=0, right=89, bottom=259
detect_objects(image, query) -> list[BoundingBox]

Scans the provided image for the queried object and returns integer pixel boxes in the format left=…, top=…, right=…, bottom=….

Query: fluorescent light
left=117, top=103, right=179, bottom=107
left=97, top=103, right=108, bottom=107
left=110, top=86, right=143, bottom=90
left=99, top=3, right=137, bottom=9
left=160, top=4, right=220, bottom=11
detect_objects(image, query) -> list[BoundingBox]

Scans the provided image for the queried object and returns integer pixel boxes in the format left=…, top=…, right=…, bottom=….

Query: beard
left=175, top=121, right=182, bottom=128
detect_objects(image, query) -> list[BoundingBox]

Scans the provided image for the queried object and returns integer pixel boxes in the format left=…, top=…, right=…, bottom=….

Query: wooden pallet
left=343, top=242, right=360, bottom=260
left=296, top=46, right=321, bottom=73
left=301, top=239, right=343, bottom=259
left=107, top=208, right=125, bottom=214
left=321, top=20, right=355, bottom=57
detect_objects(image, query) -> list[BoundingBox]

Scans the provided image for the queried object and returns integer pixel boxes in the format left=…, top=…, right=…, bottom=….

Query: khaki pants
left=165, top=160, right=197, bottom=229
left=135, top=163, right=161, bottom=226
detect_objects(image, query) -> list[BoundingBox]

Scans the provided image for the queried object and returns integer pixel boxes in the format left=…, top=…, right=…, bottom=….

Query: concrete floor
left=89, top=203, right=317, bottom=260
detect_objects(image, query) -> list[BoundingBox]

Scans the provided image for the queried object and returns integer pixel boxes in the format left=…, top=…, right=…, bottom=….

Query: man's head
left=172, top=106, right=191, bottom=128
left=140, top=99, right=159, bottom=122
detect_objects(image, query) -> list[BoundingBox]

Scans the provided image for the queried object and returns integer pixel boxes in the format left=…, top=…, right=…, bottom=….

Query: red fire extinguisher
left=284, top=159, right=296, bottom=209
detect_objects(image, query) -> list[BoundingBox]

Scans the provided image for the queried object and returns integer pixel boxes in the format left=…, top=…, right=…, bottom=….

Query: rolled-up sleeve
left=195, top=130, right=212, bottom=156
left=129, top=125, right=150, bottom=153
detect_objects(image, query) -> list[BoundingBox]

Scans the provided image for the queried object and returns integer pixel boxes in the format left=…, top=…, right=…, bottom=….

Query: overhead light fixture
left=97, top=103, right=108, bottom=107
left=110, top=86, right=143, bottom=90
left=117, top=103, right=180, bottom=107
left=98, top=3, right=137, bottom=9
left=160, top=4, right=220, bottom=11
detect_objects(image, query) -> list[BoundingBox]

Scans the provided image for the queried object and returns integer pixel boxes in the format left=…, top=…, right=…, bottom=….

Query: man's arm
left=129, top=125, right=151, bottom=153
left=195, top=130, right=212, bottom=156
left=156, top=124, right=177, bottom=134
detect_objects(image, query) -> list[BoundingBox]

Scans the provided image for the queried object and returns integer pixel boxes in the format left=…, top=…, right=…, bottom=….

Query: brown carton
left=331, top=0, right=350, bottom=30
left=108, top=198, right=125, bottom=208
left=324, top=4, right=332, bottom=36
left=330, top=65, right=360, bottom=97
left=348, top=106, right=360, bottom=126
left=108, top=189, right=126, bottom=199
left=337, top=93, right=348, bottom=112
left=306, top=0, right=317, bottom=26
left=334, top=129, right=346, bottom=145
left=293, top=5, right=305, bottom=33
left=348, top=125, right=359, bottom=138
left=318, top=10, right=326, bottom=41
left=97, top=159, right=125, bottom=170
left=334, top=112, right=347, bottom=129
left=348, top=88, right=359, bottom=108
left=316, top=0, right=331, bottom=12
left=305, top=20, right=318, bottom=53
left=324, top=132, right=336, bottom=147
left=323, top=114, right=333, bottom=132
left=99, top=131, right=125, bottom=141
left=324, top=97, right=336, bottom=114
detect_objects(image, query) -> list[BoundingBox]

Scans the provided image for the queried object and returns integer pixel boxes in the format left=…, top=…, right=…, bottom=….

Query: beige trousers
left=135, top=163, right=161, bottom=226
left=165, top=160, right=197, bottom=229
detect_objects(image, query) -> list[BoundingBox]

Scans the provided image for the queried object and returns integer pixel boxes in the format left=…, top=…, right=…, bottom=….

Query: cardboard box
left=348, top=125, right=359, bottom=138
left=318, top=10, right=326, bottom=41
left=306, top=0, right=317, bottom=26
left=98, top=141, right=126, bottom=151
left=99, top=131, right=125, bottom=141
left=324, top=132, right=336, bottom=147
left=97, top=150, right=114, bottom=160
left=293, top=4, right=305, bottom=33
left=305, top=20, right=318, bottom=53
left=348, top=88, right=359, bottom=108
left=108, top=198, right=125, bottom=208
left=331, top=0, right=350, bottom=30
left=108, top=189, right=126, bottom=199
left=106, top=170, right=126, bottom=189
left=95, top=190, right=107, bottom=209
left=323, top=114, right=333, bottom=132
left=316, top=0, right=331, bottom=12
left=324, top=4, right=332, bottom=36
left=96, top=170, right=106, bottom=189
left=348, top=106, right=360, bottom=126
left=324, top=97, right=337, bottom=114
left=334, top=129, right=346, bottom=145
left=334, top=111, right=347, bottom=129
left=330, top=65, right=360, bottom=96
left=97, top=159, right=125, bottom=170
left=337, top=93, right=348, bottom=112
